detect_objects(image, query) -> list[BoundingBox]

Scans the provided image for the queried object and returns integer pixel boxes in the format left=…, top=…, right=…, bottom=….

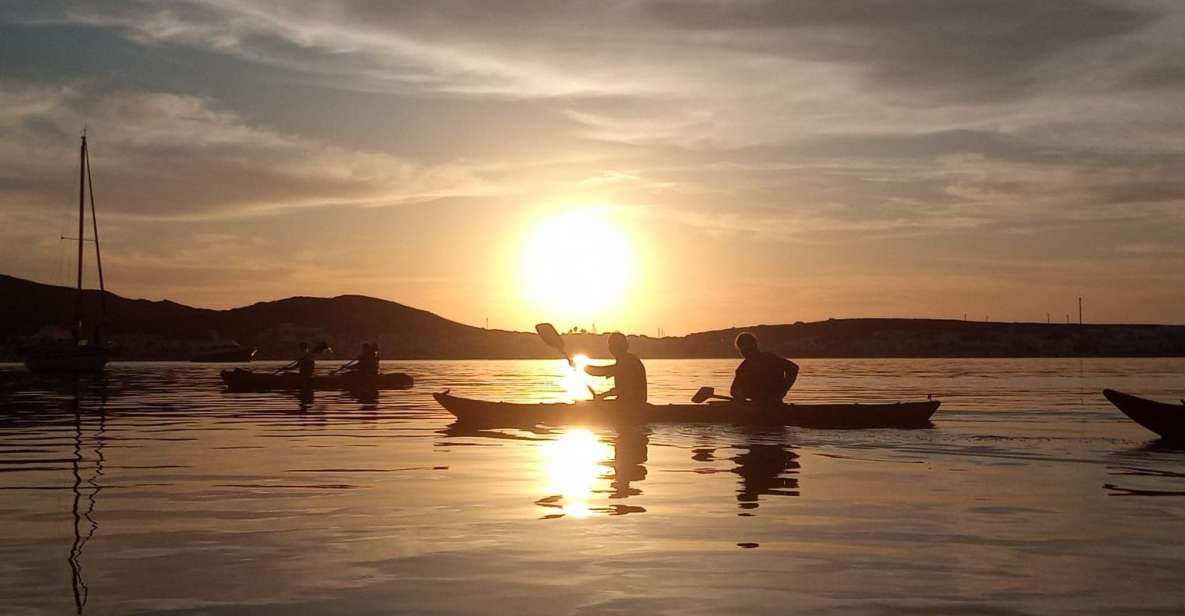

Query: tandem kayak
left=1103, top=389, right=1185, bottom=441
left=433, top=391, right=940, bottom=429
left=221, top=368, right=413, bottom=392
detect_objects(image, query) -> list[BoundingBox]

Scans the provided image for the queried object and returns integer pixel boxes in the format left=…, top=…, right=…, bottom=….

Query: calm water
left=2, top=358, right=1185, bottom=615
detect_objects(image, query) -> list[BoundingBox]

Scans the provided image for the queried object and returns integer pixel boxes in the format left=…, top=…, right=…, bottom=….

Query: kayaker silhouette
left=584, top=332, right=648, bottom=403
left=730, top=332, right=799, bottom=403
left=337, top=343, right=379, bottom=377
left=279, top=341, right=327, bottom=378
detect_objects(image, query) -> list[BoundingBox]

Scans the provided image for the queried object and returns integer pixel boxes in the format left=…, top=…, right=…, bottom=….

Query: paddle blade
left=535, top=323, right=566, bottom=353
left=692, top=386, right=715, bottom=404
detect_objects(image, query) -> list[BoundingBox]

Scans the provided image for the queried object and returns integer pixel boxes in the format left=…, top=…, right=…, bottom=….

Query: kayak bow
left=1104, top=389, right=1185, bottom=441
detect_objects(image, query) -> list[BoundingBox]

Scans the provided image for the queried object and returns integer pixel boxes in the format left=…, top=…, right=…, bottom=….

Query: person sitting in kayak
left=279, top=342, right=318, bottom=379
left=584, top=332, right=648, bottom=403
left=730, top=332, right=798, bottom=403
left=341, top=343, right=379, bottom=377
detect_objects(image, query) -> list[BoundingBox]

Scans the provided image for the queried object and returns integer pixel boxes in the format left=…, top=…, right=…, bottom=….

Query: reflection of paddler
left=732, top=440, right=799, bottom=511
left=609, top=427, right=649, bottom=498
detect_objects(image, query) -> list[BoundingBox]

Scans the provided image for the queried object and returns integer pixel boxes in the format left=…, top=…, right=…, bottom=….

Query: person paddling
left=584, top=332, right=648, bottom=403
left=729, top=332, right=798, bottom=403
left=279, top=342, right=318, bottom=379
left=339, top=343, right=379, bottom=377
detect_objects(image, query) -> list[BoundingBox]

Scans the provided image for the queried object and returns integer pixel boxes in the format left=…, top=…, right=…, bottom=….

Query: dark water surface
left=2, top=358, right=1185, bottom=615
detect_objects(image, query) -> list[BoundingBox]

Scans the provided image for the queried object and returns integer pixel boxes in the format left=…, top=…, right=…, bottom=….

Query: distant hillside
left=3, top=274, right=1185, bottom=360
left=0, top=274, right=542, bottom=360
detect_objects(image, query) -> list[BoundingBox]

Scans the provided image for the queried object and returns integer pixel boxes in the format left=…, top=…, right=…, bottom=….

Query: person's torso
left=613, top=354, right=648, bottom=403
left=738, top=352, right=786, bottom=396
left=298, top=354, right=314, bottom=376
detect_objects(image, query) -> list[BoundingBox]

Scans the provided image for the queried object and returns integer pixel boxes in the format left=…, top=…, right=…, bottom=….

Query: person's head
left=299, top=342, right=309, bottom=353
left=607, top=332, right=629, bottom=357
left=734, top=332, right=759, bottom=358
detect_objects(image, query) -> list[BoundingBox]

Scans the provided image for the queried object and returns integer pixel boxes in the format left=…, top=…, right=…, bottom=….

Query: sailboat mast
left=75, top=133, right=87, bottom=337
left=84, top=137, right=106, bottom=319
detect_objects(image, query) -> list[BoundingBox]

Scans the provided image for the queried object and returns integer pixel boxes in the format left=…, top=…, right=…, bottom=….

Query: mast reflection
left=67, top=382, right=106, bottom=615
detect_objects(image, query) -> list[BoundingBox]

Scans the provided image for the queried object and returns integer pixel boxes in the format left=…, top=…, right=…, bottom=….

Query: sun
left=519, top=210, right=634, bottom=324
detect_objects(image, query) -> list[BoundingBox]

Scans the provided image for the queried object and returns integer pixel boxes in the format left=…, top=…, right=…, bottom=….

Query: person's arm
left=584, top=362, right=617, bottom=378
left=782, top=358, right=800, bottom=389
left=730, top=363, right=749, bottom=400
left=595, top=387, right=618, bottom=400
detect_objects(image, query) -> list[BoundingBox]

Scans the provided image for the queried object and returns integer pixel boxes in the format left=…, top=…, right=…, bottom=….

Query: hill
left=3, top=274, right=1185, bottom=360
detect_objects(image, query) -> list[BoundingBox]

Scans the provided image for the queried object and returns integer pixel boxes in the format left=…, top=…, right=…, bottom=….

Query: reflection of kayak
left=191, top=347, right=257, bottom=362
left=1104, top=389, right=1185, bottom=441
left=433, top=391, right=939, bottom=429
left=221, top=368, right=413, bottom=391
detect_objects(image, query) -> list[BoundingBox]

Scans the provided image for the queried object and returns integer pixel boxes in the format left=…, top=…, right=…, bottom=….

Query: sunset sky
left=2, top=1, right=1184, bottom=334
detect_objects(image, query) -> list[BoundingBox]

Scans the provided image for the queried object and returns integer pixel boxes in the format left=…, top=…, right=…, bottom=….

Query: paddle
left=535, top=322, right=598, bottom=399
left=691, top=386, right=733, bottom=404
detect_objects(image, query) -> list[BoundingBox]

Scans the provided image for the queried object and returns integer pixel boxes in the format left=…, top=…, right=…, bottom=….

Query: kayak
left=1103, top=389, right=1185, bottom=441
left=433, top=391, right=940, bottom=429
left=221, top=368, right=413, bottom=392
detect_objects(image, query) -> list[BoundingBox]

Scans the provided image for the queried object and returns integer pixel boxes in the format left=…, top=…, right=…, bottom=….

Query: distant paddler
left=276, top=341, right=329, bottom=379
left=335, top=343, right=379, bottom=377
left=729, top=332, right=798, bottom=403
left=584, top=332, right=648, bottom=403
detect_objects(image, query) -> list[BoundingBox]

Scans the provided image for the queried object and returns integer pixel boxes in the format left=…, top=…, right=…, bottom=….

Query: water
left=2, top=358, right=1185, bottom=615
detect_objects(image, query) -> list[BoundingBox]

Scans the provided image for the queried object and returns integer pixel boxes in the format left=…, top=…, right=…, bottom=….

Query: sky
left=2, top=0, right=1184, bottom=334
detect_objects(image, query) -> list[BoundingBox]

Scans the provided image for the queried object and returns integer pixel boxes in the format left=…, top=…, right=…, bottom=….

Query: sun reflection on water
left=539, top=429, right=611, bottom=518
left=560, top=353, right=593, bottom=400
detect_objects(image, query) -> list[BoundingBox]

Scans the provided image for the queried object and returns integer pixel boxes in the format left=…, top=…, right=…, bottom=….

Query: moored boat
left=221, top=368, right=413, bottom=391
left=23, top=132, right=110, bottom=374
left=1103, top=389, right=1185, bottom=441
left=433, top=391, right=940, bottom=429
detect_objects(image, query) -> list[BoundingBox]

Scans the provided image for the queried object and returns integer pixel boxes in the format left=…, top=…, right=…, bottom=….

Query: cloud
left=0, top=82, right=504, bottom=221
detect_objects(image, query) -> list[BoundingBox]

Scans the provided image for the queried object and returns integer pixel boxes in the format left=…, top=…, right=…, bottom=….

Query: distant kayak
left=1103, top=389, right=1185, bottom=441
left=221, top=368, right=413, bottom=391
left=433, top=391, right=939, bottom=429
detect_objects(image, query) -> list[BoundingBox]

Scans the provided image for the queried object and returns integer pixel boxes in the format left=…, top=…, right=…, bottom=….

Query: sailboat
left=24, top=132, right=110, bottom=373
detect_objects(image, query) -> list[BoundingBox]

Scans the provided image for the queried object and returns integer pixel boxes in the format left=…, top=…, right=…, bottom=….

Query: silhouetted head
left=299, top=342, right=309, bottom=353
left=735, top=332, right=759, bottom=358
left=607, top=332, right=629, bottom=357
